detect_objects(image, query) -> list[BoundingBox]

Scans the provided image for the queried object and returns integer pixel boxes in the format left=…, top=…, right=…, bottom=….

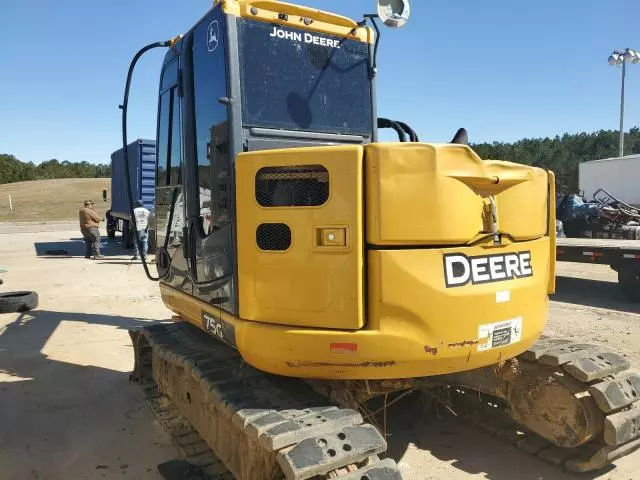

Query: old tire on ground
left=0, top=291, right=39, bottom=314
left=619, top=267, right=640, bottom=302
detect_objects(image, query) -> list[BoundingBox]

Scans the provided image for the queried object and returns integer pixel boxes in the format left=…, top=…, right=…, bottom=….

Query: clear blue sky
left=2, top=0, right=639, bottom=164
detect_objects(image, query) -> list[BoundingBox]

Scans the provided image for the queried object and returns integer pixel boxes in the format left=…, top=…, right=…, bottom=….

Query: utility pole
left=608, top=48, right=639, bottom=157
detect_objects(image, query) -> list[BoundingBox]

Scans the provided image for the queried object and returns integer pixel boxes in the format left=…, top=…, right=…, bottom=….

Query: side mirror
left=102, top=189, right=108, bottom=202
left=377, top=0, right=410, bottom=28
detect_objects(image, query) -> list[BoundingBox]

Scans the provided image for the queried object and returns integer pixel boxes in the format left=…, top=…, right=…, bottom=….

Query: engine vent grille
left=256, top=165, right=329, bottom=207
left=256, top=223, right=291, bottom=251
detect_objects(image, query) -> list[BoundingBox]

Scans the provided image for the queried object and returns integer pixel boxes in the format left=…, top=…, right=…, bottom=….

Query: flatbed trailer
left=556, top=237, right=640, bottom=301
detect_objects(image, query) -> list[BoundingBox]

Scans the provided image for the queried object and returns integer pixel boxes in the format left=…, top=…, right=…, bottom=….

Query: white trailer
left=579, top=155, right=640, bottom=206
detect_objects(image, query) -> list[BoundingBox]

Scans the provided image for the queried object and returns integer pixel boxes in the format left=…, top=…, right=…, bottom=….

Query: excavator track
left=130, top=321, right=403, bottom=480
left=443, top=336, right=640, bottom=473
left=141, top=383, right=233, bottom=478
left=131, top=321, right=639, bottom=476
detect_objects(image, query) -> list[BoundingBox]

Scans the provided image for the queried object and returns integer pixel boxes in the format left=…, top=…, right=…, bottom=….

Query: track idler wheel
left=437, top=336, right=640, bottom=472
left=503, top=361, right=604, bottom=447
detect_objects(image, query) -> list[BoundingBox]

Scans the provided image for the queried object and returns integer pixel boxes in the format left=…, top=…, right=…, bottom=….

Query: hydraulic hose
left=120, top=40, right=172, bottom=281
left=396, top=121, right=419, bottom=142
left=377, top=117, right=406, bottom=142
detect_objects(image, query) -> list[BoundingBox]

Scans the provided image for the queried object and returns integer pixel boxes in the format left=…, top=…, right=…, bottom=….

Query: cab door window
left=155, top=59, right=183, bottom=250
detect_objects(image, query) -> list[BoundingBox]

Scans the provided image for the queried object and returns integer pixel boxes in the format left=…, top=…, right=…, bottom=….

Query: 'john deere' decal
left=269, top=27, right=342, bottom=48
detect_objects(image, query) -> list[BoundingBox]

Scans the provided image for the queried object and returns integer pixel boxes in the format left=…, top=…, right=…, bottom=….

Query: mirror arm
left=361, top=14, right=381, bottom=78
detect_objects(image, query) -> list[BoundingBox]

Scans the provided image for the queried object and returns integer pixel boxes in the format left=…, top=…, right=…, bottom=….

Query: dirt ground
left=0, top=223, right=638, bottom=480
left=0, top=222, right=176, bottom=480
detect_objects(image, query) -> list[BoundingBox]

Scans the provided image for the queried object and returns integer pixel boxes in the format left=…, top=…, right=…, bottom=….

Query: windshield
left=238, top=19, right=373, bottom=136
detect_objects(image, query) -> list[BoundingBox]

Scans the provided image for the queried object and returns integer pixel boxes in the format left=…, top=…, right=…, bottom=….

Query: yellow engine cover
left=365, top=143, right=549, bottom=245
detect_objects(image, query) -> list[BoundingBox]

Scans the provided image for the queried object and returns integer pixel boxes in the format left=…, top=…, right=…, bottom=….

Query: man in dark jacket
left=79, top=200, right=104, bottom=259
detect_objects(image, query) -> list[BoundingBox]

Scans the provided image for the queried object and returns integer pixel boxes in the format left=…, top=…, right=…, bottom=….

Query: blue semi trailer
left=105, top=139, right=156, bottom=249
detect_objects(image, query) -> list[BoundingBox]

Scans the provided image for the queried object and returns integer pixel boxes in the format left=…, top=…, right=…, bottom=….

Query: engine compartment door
left=236, top=145, right=364, bottom=329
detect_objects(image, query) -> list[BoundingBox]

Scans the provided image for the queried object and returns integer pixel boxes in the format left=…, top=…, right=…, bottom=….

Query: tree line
left=472, top=127, right=640, bottom=193
left=2, top=126, right=639, bottom=189
left=0, top=154, right=111, bottom=185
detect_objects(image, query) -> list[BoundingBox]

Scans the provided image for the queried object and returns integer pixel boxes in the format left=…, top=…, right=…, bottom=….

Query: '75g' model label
left=202, top=311, right=237, bottom=348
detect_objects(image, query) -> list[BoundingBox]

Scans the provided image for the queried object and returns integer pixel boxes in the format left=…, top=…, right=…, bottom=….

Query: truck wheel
left=106, top=212, right=116, bottom=239
left=121, top=222, right=128, bottom=246
left=619, top=267, right=640, bottom=302
left=123, top=220, right=133, bottom=249
left=0, top=291, right=39, bottom=314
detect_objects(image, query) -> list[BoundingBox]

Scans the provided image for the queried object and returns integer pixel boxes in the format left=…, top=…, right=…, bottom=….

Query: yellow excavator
left=120, top=1, right=640, bottom=478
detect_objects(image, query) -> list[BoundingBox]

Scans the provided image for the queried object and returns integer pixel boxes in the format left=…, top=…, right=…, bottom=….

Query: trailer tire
left=121, top=221, right=128, bottom=247
left=148, top=228, right=156, bottom=254
left=106, top=211, right=116, bottom=239
left=0, top=291, right=39, bottom=314
left=619, top=267, right=640, bottom=302
left=122, top=220, right=133, bottom=249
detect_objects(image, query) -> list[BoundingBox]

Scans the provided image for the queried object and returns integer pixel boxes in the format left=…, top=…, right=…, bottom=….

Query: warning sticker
left=477, top=317, right=522, bottom=352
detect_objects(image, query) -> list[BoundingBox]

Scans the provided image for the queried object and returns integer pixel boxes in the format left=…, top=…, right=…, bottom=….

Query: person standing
left=132, top=199, right=151, bottom=261
left=79, top=200, right=104, bottom=259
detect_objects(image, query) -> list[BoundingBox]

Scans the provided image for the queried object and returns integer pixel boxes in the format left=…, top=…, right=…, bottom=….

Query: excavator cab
left=155, top=0, right=377, bottom=314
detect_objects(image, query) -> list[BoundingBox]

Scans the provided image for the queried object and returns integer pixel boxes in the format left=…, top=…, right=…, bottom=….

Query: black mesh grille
left=256, top=223, right=291, bottom=251
left=256, top=165, right=329, bottom=207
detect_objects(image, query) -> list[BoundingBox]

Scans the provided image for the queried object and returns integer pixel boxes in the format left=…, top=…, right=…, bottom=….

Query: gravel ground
left=0, top=224, right=638, bottom=479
